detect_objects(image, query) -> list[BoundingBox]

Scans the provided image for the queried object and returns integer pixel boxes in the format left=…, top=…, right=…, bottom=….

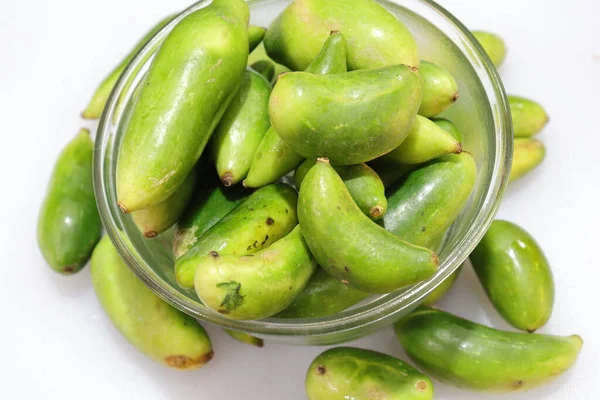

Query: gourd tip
left=370, top=205, right=384, bottom=219
left=455, top=143, right=463, bottom=154
left=221, top=172, right=234, bottom=187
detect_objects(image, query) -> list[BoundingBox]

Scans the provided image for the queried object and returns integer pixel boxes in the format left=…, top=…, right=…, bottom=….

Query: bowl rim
left=94, top=0, right=513, bottom=343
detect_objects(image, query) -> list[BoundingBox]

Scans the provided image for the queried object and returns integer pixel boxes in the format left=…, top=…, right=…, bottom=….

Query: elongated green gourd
left=418, top=61, right=459, bottom=117
left=306, top=347, right=434, bottom=400
left=295, top=160, right=387, bottom=220
left=431, top=117, right=463, bottom=142
left=243, top=31, right=348, bottom=188
left=172, top=178, right=249, bottom=259
left=472, top=31, right=507, bottom=67
left=113, top=23, right=264, bottom=125
left=211, top=69, right=272, bottom=186
left=264, top=0, right=419, bottom=71
left=113, top=23, right=260, bottom=125
left=270, top=65, right=423, bottom=165
left=282, top=157, right=448, bottom=317
left=37, top=129, right=102, bottom=274
left=286, top=153, right=473, bottom=316
left=82, top=15, right=175, bottom=119
left=509, top=95, right=549, bottom=137
left=91, top=236, right=213, bottom=369
left=395, top=307, right=582, bottom=392
left=470, top=220, right=554, bottom=332
left=116, top=0, right=249, bottom=212
left=284, top=158, right=390, bottom=318
left=248, top=25, right=266, bottom=52
left=250, top=60, right=276, bottom=82
left=382, top=115, right=462, bottom=165
left=510, top=138, right=546, bottom=182
left=383, top=153, right=477, bottom=249
left=194, top=226, right=316, bottom=320
left=298, top=158, right=438, bottom=293
left=175, top=184, right=298, bottom=289
left=224, top=329, right=264, bottom=347
left=132, top=169, right=196, bottom=238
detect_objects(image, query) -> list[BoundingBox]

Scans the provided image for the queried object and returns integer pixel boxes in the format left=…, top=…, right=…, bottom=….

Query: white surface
left=1, top=0, right=599, bottom=398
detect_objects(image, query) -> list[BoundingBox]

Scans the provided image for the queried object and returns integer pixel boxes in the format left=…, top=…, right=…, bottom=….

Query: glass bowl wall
left=94, top=0, right=512, bottom=345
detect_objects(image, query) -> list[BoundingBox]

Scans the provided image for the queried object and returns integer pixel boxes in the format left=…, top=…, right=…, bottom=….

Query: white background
left=1, top=0, right=599, bottom=398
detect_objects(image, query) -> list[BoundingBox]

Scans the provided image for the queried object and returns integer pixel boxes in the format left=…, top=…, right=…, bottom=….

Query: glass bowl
left=94, top=0, right=512, bottom=345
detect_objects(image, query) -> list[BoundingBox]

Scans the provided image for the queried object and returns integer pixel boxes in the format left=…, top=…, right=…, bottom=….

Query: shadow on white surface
left=48, top=264, right=93, bottom=299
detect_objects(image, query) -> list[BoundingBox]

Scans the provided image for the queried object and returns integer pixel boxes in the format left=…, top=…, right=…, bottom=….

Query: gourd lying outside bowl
left=94, top=0, right=512, bottom=345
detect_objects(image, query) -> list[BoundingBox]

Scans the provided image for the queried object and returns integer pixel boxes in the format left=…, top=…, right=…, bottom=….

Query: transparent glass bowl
left=95, top=0, right=512, bottom=345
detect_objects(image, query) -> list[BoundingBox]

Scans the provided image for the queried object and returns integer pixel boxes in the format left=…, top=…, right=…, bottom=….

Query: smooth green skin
left=299, top=159, right=438, bottom=294
left=224, top=329, right=264, bottom=347
left=276, top=267, right=370, bottom=318
left=296, top=160, right=387, bottom=220
left=306, top=347, right=433, bottom=400
left=82, top=15, right=174, bottom=119
left=248, top=25, right=266, bottom=53
left=418, top=61, right=459, bottom=117
left=264, top=0, right=419, bottom=71
left=211, top=70, right=272, bottom=186
left=91, top=237, right=213, bottom=369
left=510, top=138, right=546, bottom=182
left=250, top=60, right=276, bottom=82
left=116, top=0, right=249, bottom=212
left=383, top=115, right=462, bottom=165
left=471, top=220, right=554, bottom=332
left=114, top=22, right=262, bottom=124
left=431, top=117, right=463, bottom=142
left=194, top=226, right=316, bottom=320
left=37, top=129, right=102, bottom=274
left=383, top=153, right=477, bottom=249
left=509, top=95, right=549, bottom=137
left=472, top=31, right=507, bottom=67
left=172, top=177, right=249, bottom=259
left=244, top=32, right=348, bottom=188
left=243, top=126, right=304, bottom=188
left=114, top=18, right=256, bottom=124
left=395, top=307, right=582, bottom=392
left=247, top=43, right=290, bottom=84
left=422, top=266, right=461, bottom=306
left=175, top=184, right=298, bottom=288
left=131, top=169, right=196, bottom=238
left=270, top=66, right=423, bottom=165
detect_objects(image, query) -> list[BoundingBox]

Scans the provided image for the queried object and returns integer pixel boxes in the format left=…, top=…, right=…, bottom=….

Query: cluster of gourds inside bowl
left=37, top=0, right=576, bottom=397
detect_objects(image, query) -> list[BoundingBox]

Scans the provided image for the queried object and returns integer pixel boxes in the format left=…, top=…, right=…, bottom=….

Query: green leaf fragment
left=217, top=281, right=245, bottom=313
